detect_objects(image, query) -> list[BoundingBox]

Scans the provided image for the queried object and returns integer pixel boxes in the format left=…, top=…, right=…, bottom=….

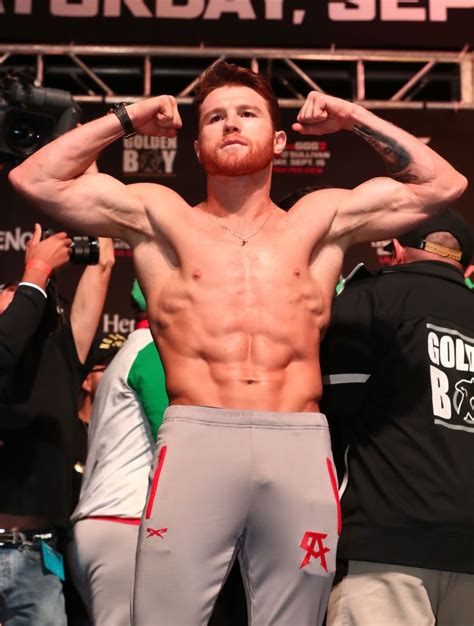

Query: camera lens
left=7, top=121, right=40, bottom=150
left=40, top=230, right=99, bottom=265
left=4, top=109, right=55, bottom=156
left=70, top=236, right=100, bottom=265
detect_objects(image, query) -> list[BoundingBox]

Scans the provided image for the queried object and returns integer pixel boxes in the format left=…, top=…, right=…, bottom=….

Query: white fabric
left=71, top=328, right=155, bottom=522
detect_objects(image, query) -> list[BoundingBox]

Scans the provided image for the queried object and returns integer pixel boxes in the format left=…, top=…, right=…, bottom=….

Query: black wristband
left=108, top=103, right=136, bottom=138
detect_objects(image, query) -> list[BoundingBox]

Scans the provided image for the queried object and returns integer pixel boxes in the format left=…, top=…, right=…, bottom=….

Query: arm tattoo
left=353, top=124, right=420, bottom=183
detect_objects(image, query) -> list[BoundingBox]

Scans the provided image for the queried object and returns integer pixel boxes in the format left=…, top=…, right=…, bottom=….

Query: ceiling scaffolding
left=0, top=44, right=472, bottom=109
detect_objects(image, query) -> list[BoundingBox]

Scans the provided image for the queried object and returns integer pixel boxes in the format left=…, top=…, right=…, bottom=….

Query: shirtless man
left=9, top=62, right=466, bottom=626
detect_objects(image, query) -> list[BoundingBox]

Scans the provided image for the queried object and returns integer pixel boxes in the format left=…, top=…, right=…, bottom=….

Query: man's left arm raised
left=291, top=92, right=468, bottom=244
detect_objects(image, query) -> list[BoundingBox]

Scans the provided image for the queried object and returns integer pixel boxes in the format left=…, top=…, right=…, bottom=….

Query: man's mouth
left=220, top=138, right=247, bottom=149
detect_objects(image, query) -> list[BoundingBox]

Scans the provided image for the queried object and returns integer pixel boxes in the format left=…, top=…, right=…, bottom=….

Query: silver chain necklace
left=214, top=209, right=274, bottom=246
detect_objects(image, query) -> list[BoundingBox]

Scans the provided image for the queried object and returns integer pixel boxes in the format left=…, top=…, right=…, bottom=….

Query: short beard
left=200, top=139, right=275, bottom=177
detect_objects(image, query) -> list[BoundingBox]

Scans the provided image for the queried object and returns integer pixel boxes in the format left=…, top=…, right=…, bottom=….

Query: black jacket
left=321, top=261, right=474, bottom=574
left=0, top=321, right=88, bottom=529
left=0, top=284, right=46, bottom=396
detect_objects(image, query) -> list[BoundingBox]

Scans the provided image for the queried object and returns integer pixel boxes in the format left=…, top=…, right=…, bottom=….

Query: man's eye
left=242, top=111, right=254, bottom=117
left=210, top=114, right=222, bottom=123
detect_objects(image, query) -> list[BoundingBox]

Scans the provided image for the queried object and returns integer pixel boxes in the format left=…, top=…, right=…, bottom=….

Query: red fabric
left=145, top=446, right=168, bottom=520
left=85, top=516, right=140, bottom=525
left=326, top=457, right=342, bottom=535
left=135, top=319, right=150, bottom=330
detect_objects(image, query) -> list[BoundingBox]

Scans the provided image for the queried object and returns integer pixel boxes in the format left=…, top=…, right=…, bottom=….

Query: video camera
left=0, top=72, right=81, bottom=164
left=42, top=229, right=100, bottom=266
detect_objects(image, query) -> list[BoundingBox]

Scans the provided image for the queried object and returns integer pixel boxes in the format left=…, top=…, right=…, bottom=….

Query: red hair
left=193, top=61, right=280, bottom=130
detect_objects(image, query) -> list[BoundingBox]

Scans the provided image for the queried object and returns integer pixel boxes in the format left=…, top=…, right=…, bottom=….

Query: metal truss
left=0, top=44, right=472, bottom=109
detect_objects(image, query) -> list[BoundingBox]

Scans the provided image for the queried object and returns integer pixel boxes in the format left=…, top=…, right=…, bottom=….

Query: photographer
left=0, top=225, right=114, bottom=626
left=0, top=223, right=71, bottom=392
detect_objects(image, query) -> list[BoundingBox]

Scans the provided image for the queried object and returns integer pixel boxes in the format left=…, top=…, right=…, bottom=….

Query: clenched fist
left=127, top=95, right=182, bottom=138
left=292, top=92, right=356, bottom=136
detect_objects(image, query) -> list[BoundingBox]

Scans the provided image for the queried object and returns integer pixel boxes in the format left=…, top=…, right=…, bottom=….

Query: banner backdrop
left=0, top=1, right=474, bottom=49
left=1, top=104, right=473, bottom=334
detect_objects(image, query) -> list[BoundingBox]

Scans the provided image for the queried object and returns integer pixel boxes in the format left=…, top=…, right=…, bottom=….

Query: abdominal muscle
left=148, top=269, right=326, bottom=413
left=160, top=349, right=323, bottom=412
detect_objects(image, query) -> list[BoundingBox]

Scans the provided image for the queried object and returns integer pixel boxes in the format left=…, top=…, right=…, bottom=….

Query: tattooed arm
left=291, top=92, right=467, bottom=244
left=351, top=124, right=417, bottom=183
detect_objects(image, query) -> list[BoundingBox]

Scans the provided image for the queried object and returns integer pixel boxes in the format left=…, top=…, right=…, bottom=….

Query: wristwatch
left=107, top=103, right=136, bottom=138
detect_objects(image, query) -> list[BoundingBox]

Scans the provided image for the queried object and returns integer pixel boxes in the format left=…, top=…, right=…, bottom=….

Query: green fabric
left=127, top=341, right=168, bottom=440
left=131, top=279, right=147, bottom=311
left=335, top=277, right=345, bottom=295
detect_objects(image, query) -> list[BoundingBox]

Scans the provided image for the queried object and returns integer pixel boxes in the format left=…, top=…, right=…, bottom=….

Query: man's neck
left=404, top=250, right=463, bottom=272
left=204, top=167, right=273, bottom=219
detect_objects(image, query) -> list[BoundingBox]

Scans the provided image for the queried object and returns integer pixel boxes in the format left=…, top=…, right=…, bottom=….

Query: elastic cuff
left=18, top=282, right=48, bottom=299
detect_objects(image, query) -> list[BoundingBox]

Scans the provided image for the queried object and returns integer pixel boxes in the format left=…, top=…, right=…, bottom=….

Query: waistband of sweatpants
left=164, top=405, right=328, bottom=429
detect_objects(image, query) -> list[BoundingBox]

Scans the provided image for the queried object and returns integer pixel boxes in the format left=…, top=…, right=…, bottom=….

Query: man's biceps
left=342, top=177, right=404, bottom=213
left=75, top=173, right=134, bottom=208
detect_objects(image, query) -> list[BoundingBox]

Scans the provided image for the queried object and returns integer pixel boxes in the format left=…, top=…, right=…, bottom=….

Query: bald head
left=393, top=230, right=464, bottom=271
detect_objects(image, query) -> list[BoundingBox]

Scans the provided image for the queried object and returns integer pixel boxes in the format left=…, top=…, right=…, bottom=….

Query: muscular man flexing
left=9, top=62, right=466, bottom=626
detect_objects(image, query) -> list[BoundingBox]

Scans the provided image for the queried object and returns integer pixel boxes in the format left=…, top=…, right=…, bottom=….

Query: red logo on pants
left=299, top=531, right=330, bottom=571
left=146, top=527, right=168, bottom=539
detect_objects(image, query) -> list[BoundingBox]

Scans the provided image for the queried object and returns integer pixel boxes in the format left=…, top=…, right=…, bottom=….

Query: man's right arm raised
left=8, top=96, right=183, bottom=242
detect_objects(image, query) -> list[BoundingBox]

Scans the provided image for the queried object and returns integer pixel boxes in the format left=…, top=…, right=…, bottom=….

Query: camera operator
left=0, top=223, right=114, bottom=626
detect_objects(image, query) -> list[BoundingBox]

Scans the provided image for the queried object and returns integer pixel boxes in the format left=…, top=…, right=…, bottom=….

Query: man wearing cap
left=68, top=280, right=167, bottom=626
left=321, top=208, right=474, bottom=626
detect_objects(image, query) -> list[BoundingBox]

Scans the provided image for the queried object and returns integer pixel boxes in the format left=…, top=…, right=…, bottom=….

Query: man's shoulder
left=127, top=182, right=191, bottom=211
left=105, top=328, right=153, bottom=372
left=380, top=261, right=469, bottom=290
left=124, top=327, right=154, bottom=352
left=286, top=187, right=344, bottom=219
left=342, top=261, right=469, bottom=292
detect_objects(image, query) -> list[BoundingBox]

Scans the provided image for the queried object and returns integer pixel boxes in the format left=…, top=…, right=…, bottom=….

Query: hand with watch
left=107, top=97, right=182, bottom=139
left=107, top=103, right=136, bottom=138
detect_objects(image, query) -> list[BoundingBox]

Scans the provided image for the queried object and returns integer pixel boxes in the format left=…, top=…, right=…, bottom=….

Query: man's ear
left=273, top=131, right=287, bottom=156
left=392, top=239, right=407, bottom=265
left=193, top=139, right=201, bottom=162
left=82, top=374, right=92, bottom=394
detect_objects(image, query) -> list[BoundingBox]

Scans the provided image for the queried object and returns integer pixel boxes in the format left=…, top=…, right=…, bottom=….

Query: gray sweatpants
left=68, top=518, right=139, bottom=626
left=133, top=405, right=341, bottom=626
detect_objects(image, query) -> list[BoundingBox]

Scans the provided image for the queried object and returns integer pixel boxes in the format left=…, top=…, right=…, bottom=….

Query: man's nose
left=223, top=114, right=240, bottom=134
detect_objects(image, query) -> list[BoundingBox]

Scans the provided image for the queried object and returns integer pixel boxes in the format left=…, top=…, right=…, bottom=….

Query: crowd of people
left=1, top=60, right=472, bottom=625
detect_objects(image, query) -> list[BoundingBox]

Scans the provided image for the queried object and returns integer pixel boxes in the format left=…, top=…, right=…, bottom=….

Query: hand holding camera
left=41, top=227, right=100, bottom=265
left=23, top=223, right=72, bottom=287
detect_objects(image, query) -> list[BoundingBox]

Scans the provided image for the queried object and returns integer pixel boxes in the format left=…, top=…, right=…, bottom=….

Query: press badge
left=40, top=541, right=65, bottom=581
